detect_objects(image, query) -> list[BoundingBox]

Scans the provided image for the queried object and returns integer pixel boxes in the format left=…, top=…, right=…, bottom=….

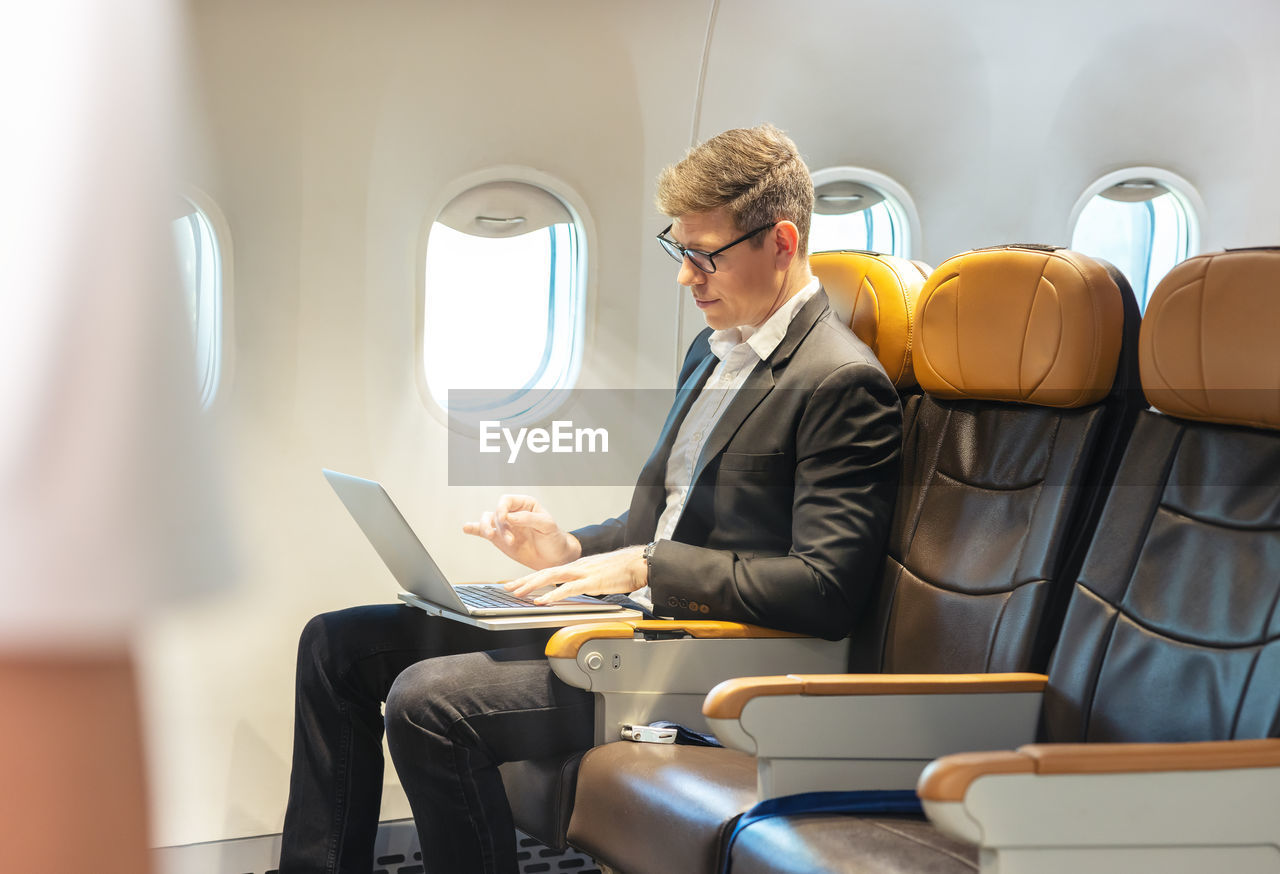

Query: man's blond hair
left=655, top=123, right=813, bottom=257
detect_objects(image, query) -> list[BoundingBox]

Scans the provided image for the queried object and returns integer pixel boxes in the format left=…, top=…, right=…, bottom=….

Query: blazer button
left=699, top=604, right=710, bottom=614
left=667, top=596, right=679, bottom=608
left=678, top=598, right=688, bottom=609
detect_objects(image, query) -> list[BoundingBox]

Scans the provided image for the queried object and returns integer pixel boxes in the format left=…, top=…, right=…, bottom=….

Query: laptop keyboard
left=455, top=584, right=608, bottom=609
left=456, top=585, right=549, bottom=609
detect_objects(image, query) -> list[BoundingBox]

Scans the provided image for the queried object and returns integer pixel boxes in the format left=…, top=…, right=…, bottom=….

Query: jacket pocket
left=718, top=451, right=787, bottom=472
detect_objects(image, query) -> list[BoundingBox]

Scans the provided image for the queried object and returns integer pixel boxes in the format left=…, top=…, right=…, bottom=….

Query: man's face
left=669, top=210, right=783, bottom=331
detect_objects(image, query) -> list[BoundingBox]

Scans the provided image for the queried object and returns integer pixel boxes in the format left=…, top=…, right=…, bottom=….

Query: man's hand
left=462, top=495, right=582, bottom=571
left=504, top=545, right=648, bottom=605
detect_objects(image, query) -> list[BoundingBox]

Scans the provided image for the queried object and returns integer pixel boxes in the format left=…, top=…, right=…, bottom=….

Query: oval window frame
left=416, top=166, right=594, bottom=432
left=1067, top=166, right=1205, bottom=307
left=175, top=187, right=234, bottom=410
left=809, top=166, right=922, bottom=259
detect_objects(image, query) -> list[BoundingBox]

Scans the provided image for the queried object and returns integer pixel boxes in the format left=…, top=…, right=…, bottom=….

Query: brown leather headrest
left=1140, top=248, right=1280, bottom=431
left=810, top=250, right=928, bottom=389
left=913, top=246, right=1124, bottom=407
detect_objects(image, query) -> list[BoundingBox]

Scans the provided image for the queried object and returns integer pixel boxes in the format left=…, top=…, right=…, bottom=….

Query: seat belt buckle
left=620, top=723, right=677, bottom=744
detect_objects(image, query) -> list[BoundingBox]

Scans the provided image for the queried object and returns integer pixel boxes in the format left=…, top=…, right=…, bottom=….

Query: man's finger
left=534, top=580, right=587, bottom=605
left=497, top=494, right=535, bottom=515
left=505, top=509, right=541, bottom=526
left=503, top=570, right=539, bottom=595
left=505, top=572, right=552, bottom=597
left=507, top=567, right=573, bottom=597
left=462, top=514, right=495, bottom=540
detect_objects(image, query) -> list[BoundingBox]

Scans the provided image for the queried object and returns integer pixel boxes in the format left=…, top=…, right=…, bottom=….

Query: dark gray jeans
left=278, top=604, right=594, bottom=874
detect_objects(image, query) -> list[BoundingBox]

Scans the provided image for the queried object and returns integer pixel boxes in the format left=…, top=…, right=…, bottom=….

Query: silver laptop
left=322, top=470, right=626, bottom=616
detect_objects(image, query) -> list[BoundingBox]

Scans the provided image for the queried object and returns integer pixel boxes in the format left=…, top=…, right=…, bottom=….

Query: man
left=280, top=124, right=901, bottom=873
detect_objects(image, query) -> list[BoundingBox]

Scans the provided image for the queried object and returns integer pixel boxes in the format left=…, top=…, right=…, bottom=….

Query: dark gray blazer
left=572, top=290, right=902, bottom=640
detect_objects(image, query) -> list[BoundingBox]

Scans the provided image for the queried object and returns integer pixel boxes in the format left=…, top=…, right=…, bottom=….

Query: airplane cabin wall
left=680, top=0, right=1280, bottom=347
left=144, top=0, right=705, bottom=846
left=142, top=0, right=1280, bottom=849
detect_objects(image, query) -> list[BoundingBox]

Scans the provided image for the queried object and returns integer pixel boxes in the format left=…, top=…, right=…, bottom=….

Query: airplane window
left=809, top=171, right=916, bottom=258
left=1070, top=171, right=1200, bottom=311
left=423, top=180, right=583, bottom=418
left=171, top=197, right=225, bottom=407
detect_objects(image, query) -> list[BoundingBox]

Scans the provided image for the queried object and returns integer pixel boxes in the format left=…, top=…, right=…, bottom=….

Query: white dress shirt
left=630, top=277, right=821, bottom=611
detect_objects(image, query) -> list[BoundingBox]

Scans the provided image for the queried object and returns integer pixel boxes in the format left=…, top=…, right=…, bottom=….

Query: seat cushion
left=810, top=250, right=926, bottom=389
left=1139, top=248, right=1280, bottom=431
left=567, top=742, right=759, bottom=874
left=730, top=813, right=978, bottom=874
left=499, top=752, right=584, bottom=850
left=914, top=246, right=1124, bottom=408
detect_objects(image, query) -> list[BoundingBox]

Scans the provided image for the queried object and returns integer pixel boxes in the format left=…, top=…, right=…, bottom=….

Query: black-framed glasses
left=655, top=222, right=775, bottom=273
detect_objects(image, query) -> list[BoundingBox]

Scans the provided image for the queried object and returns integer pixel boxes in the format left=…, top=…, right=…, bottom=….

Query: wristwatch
left=642, top=540, right=658, bottom=576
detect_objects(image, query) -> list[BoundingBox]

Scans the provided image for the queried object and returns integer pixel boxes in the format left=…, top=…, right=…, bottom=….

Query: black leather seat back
left=1043, top=248, right=1280, bottom=743
left=851, top=246, right=1142, bottom=675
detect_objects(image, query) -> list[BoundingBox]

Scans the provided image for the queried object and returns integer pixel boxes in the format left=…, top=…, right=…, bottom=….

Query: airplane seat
left=848, top=244, right=1143, bottom=677
left=731, top=247, right=1280, bottom=873
left=497, top=249, right=929, bottom=851
left=563, top=245, right=1144, bottom=874
left=810, top=248, right=928, bottom=435
left=808, top=249, right=924, bottom=393
left=1037, top=246, right=1280, bottom=747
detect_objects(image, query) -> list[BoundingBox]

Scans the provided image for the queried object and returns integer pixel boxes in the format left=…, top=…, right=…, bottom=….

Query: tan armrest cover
left=920, top=737, right=1280, bottom=801
left=701, top=674, right=1046, bottom=798
left=545, top=619, right=805, bottom=659
left=921, top=738, right=1280, bottom=865
left=704, top=672, right=1048, bottom=719
left=544, top=622, right=636, bottom=659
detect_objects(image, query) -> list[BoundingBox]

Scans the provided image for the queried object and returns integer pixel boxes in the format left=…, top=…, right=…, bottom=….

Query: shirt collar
left=707, top=277, right=822, bottom=362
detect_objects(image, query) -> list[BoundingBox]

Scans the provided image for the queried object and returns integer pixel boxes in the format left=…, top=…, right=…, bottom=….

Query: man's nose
left=677, top=255, right=705, bottom=287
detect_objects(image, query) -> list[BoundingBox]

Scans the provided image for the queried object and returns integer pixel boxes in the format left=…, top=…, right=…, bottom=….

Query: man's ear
left=771, top=220, right=801, bottom=269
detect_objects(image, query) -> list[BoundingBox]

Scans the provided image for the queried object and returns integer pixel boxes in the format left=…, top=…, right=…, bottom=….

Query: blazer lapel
left=688, top=361, right=774, bottom=486
left=688, top=290, right=831, bottom=486
left=650, top=352, right=718, bottom=469
left=626, top=350, right=718, bottom=538
left=770, top=288, right=831, bottom=368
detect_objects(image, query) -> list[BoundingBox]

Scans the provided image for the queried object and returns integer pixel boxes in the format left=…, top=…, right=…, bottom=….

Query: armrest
left=544, top=621, right=638, bottom=659
left=921, top=738, right=1280, bottom=870
left=700, top=673, right=1046, bottom=799
left=704, top=672, right=1048, bottom=718
left=544, top=620, right=847, bottom=745
left=544, top=620, right=837, bottom=693
left=544, top=619, right=806, bottom=659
